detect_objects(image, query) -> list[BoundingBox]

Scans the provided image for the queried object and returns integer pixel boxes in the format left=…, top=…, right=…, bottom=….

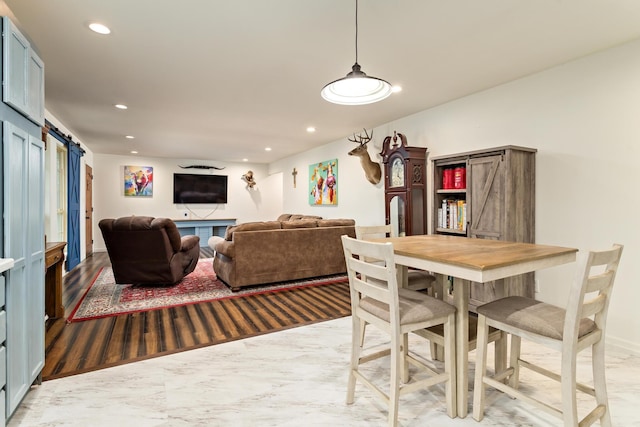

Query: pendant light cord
left=355, top=0, right=359, bottom=64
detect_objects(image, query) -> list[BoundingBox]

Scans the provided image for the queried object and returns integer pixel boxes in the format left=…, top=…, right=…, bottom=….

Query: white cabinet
left=2, top=17, right=45, bottom=125
left=2, top=122, right=44, bottom=419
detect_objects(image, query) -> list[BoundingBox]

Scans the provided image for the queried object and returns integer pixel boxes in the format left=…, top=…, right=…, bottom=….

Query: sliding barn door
left=66, top=142, right=82, bottom=270
left=467, top=155, right=505, bottom=240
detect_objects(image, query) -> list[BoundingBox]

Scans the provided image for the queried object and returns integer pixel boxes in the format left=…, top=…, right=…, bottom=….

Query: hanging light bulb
left=321, top=0, right=392, bottom=105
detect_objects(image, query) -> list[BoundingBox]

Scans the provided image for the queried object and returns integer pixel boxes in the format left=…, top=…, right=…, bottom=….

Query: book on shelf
left=439, top=198, right=467, bottom=231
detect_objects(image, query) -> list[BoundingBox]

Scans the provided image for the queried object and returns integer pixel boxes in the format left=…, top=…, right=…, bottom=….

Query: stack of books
left=438, top=199, right=467, bottom=231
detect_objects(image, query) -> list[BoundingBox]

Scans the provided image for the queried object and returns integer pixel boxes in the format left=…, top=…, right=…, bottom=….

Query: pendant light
left=321, top=0, right=392, bottom=105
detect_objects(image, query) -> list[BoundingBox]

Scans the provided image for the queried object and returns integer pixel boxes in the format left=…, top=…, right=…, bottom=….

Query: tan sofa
left=213, top=214, right=356, bottom=291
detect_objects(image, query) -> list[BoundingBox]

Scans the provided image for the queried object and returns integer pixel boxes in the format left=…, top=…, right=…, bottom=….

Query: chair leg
left=388, top=331, right=402, bottom=427
left=472, top=314, right=490, bottom=422
left=592, top=339, right=612, bottom=427
left=494, top=331, right=507, bottom=380
left=347, top=315, right=362, bottom=405
left=444, top=312, right=457, bottom=418
left=561, top=347, right=579, bottom=427
left=401, top=333, right=409, bottom=383
left=359, top=319, right=367, bottom=347
left=508, top=335, right=521, bottom=389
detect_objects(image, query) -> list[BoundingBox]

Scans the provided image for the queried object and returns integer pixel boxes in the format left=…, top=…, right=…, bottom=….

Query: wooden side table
left=45, top=242, right=66, bottom=319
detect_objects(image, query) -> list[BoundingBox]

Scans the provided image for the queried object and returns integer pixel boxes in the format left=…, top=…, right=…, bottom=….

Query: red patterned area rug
left=68, top=258, right=347, bottom=322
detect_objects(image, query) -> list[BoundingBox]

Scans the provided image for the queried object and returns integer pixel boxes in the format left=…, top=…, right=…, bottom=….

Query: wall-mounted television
left=173, top=173, right=228, bottom=204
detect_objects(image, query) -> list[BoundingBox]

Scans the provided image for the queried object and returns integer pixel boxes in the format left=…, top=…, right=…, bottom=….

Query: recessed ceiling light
left=391, top=86, right=402, bottom=93
left=130, top=150, right=138, bottom=154
left=88, top=22, right=111, bottom=35
left=265, top=147, right=272, bottom=151
left=125, top=135, right=135, bottom=139
left=115, top=104, right=128, bottom=110
left=306, top=126, right=316, bottom=133
left=242, top=158, right=248, bottom=162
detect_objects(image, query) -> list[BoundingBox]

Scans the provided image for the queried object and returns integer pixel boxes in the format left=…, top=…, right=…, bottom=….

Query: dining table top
left=371, top=234, right=578, bottom=271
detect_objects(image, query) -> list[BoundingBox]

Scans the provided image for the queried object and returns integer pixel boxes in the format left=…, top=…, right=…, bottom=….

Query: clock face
left=391, top=157, right=404, bottom=187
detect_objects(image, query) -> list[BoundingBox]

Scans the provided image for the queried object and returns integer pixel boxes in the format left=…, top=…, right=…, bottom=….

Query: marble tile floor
left=9, top=316, right=640, bottom=427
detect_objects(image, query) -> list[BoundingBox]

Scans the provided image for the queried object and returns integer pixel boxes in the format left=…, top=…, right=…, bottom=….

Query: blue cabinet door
left=3, top=122, right=29, bottom=417
left=2, top=122, right=44, bottom=418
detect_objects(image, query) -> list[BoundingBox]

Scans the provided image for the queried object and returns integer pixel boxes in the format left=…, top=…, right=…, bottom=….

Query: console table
left=45, top=242, right=66, bottom=319
left=173, top=219, right=236, bottom=246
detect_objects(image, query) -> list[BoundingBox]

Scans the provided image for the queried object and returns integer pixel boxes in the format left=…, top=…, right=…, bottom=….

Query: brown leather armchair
left=99, top=216, right=200, bottom=285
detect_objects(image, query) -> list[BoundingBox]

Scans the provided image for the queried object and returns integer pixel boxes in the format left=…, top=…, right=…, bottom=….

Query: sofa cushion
left=281, top=219, right=318, bottom=229
left=287, top=214, right=322, bottom=221
left=224, top=221, right=282, bottom=240
left=277, top=214, right=323, bottom=222
left=277, top=214, right=293, bottom=221
left=318, top=218, right=356, bottom=227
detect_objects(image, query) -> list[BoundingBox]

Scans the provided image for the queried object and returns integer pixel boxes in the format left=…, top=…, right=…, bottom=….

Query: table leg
left=453, top=277, right=470, bottom=418
left=430, top=274, right=446, bottom=361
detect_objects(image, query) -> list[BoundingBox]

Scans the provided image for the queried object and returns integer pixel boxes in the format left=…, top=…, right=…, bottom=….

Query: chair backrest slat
left=589, top=248, right=621, bottom=266
left=585, top=271, right=615, bottom=294
left=346, top=256, right=388, bottom=280
left=355, top=224, right=394, bottom=240
left=580, top=294, right=606, bottom=319
left=353, top=276, right=392, bottom=304
left=564, top=244, right=623, bottom=343
left=342, top=235, right=400, bottom=319
left=347, top=255, right=394, bottom=303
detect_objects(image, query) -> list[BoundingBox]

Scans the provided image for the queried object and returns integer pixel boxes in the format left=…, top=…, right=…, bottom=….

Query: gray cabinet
left=432, top=145, right=536, bottom=311
left=2, top=17, right=45, bottom=125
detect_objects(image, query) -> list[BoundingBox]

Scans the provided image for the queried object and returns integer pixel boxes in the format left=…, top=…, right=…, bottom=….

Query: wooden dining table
left=372, top=234, right=578, bottom=417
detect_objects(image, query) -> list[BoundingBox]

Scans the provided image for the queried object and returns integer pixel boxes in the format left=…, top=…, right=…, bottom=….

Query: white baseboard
left=607, top=335, right=640, bottom=356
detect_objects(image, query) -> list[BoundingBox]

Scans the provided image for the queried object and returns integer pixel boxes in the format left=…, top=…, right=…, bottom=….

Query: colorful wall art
left=124, top=165, right=153, bottom=197
left=309, top=159, right=338, bottom=205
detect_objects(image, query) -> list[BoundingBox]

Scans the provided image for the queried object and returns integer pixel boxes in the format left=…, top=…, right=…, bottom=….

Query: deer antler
left=347, top=128, right=373, bottom=145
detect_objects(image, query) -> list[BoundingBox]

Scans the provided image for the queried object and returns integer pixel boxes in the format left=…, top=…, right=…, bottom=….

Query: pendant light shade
left=321, top=0, right=392, bottom=105
left=321, top=63, right=392, bottom=105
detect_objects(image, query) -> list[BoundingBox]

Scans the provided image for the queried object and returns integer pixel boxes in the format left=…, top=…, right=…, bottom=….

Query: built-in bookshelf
left=433, top=158, right=469, bottom=236
left=437, top=196, right=467, bottom=233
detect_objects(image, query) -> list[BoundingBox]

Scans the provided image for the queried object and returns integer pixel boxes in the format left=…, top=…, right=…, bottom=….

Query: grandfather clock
left=380, top=131, right=428, bottom=236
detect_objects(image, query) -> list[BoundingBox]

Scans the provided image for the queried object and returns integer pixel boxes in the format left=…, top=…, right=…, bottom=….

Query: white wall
left=270, top=142, right=386, bottom=226
left=271, top=38, right=640, bottom=352
left=92, top=154, right=283, bottom=251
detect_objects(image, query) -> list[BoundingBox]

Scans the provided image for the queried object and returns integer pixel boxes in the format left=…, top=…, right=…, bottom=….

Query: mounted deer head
left=348, top=128, right=382, bottom=185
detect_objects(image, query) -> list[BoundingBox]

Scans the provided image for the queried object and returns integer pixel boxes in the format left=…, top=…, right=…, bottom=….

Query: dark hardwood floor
left=43, top=248, right=351, bottom=380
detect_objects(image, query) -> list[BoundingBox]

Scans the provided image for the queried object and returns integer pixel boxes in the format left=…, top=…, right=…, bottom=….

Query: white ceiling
left=4, top=0, right=640, bottom=163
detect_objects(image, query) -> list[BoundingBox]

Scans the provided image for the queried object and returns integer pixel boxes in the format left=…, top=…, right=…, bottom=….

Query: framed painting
left=309, top=159, right=338, bottom=205
left=124, top=165, right=153, bottom=197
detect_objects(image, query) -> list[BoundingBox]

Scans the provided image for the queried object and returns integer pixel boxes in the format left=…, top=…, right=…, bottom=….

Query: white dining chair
left=355, top=224, right=436, bottom=292
left=473, top=244, right=623, bottom=427
left=354, top=224, right=437, bottom=350
left=341, top=235, right=457, bottom=426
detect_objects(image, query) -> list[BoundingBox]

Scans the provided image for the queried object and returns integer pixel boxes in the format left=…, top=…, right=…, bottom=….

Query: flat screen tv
left=173, top=173, right=228, bottom=204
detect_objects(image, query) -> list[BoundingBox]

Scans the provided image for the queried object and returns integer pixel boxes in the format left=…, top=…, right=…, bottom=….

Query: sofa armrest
left=180, top=235, right=200, bottom=252
left=215, top=240, right=235, bottom=259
